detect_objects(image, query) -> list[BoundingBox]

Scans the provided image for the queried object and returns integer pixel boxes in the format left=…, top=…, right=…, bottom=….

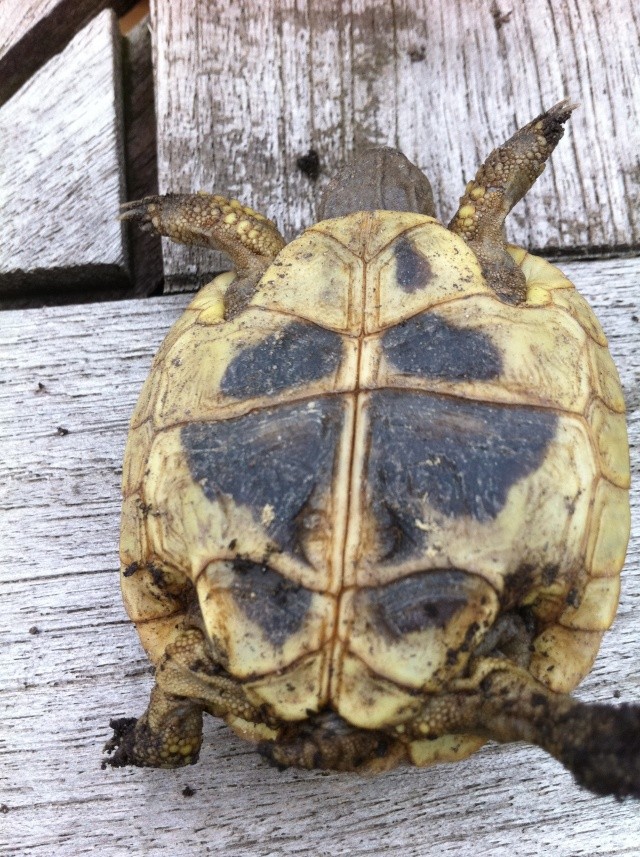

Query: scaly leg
left=120, top=193, right=286, bottom=315
left=104, top=684, right=203, bottom=768
left=104, top=629, right=267, bottom=768
left=449, top=100, right=577, bottom=303
left=406, top=660, right=640, bottom=799
left=258, top=711, right=405, bottom=773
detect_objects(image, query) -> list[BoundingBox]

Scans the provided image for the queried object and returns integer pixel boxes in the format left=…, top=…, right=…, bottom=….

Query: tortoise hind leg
left=104, top=684, right=203, bottom=768
left=103, top=628, right=268, bottom=768
left=258, top=711, right=406, bottom=772
left=120, top=192, right=286, bottom=316
left=449, top=100, right=577, bottom=303
left=405, top=661, right=640, bottom=799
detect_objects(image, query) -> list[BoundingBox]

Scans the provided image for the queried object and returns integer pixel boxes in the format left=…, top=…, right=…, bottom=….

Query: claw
left=117, top=192, right=286, bottom=263
left=101, top=717, right=138, bottom=768
left=119, top=197, right=163, bottom=232
left=545, top=98, right=580, bottom=123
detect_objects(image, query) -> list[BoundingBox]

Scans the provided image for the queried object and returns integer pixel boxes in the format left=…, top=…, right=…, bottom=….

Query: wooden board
left=151, top=0, right=640, bottom=290
left=1, top=256, right=639, bottom=855
left=0, top=10, right=129, bottom=301
left=0, top=0, right=137, bottom=105
left=121, top=12, right=163, bottom=297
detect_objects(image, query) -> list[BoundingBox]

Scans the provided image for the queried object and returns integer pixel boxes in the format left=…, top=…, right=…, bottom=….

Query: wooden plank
left=1, top=256, right=639, bottom=854
left=0, top=10, right=129, bottom=303
left=151, top=0, right=640, bottom=291
left=121, top=13, right=163, bottom=296
left=0, top=0, right=137, bottom=106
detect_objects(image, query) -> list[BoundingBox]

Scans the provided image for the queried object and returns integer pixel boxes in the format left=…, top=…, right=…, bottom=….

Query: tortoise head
left=318, top=147, right=436, bottom=220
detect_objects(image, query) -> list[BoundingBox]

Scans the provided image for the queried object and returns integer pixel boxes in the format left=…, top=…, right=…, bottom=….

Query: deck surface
left=2, top=258, right=640, bottom=855
left=1, top=0, right=640, bottom=854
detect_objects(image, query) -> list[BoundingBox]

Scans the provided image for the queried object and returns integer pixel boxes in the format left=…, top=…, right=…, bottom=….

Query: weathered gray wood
left=1, top=257, right=639, bottom=855
left=0, top=10, right=129, bottom=301
left=151, top=0, right=640, bottom=291
left=121, top=13, right=163, bottom=297
left=0, top=0, right=137, bottom=105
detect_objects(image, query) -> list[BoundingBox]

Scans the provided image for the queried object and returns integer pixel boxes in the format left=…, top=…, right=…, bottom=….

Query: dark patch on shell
left=446, top=647, right=458, bottom=665
left=375, top=502, right=419, bottom=562
left=542, top=563, right=560, bottom=586
left=382, top=312, right=503, bottom=381
left=181, top=398, right=343, bottom=552
left=362, top=569, right=475, bottom=640
left=502, top=563, right=537, bottom=609
left=393, top=237, right=433, bottom=293
left=366, top=391, right=557, bottom=560
left=123, top=561, right=141, bottom=578
left=566, top=587, right=580, bottom=608
left=229, top=558, right=312, bottom=646
left=460, top=621, right=480, bottom=652
left=220, top=321, right=343, bottom=400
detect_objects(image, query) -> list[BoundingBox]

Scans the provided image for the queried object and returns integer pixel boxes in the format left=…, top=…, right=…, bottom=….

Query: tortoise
left=105, top=101, right=640, bottom=798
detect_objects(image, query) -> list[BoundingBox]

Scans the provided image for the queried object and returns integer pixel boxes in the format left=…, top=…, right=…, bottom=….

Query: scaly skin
left=104, top=629, right=267, bottom=768
left=120, top=193, right=286, bottom=315
left=406, top=662, right=640, bottom=800
left=449, top=100, right=577, bottom=303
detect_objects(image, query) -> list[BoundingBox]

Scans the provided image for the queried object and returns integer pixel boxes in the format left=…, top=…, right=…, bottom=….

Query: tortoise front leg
left=120, top=192, right=286, bottom=315
left=103, top=628, right=266, bottom=768
left=449, top=100, right=576, bottom=303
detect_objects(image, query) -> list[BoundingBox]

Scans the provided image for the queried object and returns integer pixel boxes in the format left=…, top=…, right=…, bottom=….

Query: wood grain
left=0, top=0, right=137, bottom=105
left=151, top=0, right=640, bottom=291
left=0, top=10, right=129, bottom=302
left=1, top=257, right=639, bottom=855
left=121, top=13, right=163, bottom=297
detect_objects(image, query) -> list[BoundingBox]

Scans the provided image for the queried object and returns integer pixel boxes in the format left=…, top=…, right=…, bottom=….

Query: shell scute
left=585, top=480, right=631, bottom=578
left=243, top=653, right=330, bottom=720
left=122, top=419, right=154, bottom=495
left=339, top=570, right=499, bottom=690
left=589, top=342, right=626, bottom=413
left=409, top=734, right=486, bottom=767
left=558, top=576, right=621, bottom=631
left=195, top=560, right=334, bottom=680
left=332, top=649, right=422, bottom=729
left=120, top=492, right=148, bottom=572
left=587, top=399, right=631, bottom=489
left=250, top=228, right=359, bottom=331
left=530, top=625, right=604, bottom=693
left=549, top=288, right=609, bottom=346
left=373, top=295, right=592, bottom=412
left=151, top=309, right=353, bottom=431
left=508, top=245, right=573, bottom=291
left=372, top=220, right=492, bottom=329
